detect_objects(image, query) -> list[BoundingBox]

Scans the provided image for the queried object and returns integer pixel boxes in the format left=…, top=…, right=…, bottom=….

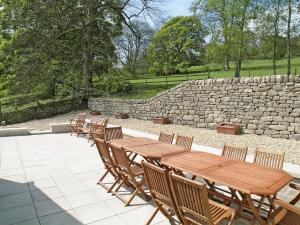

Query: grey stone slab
left=65, top=191, right=100, bottom=208
left=39, top=210, right=83, bottom=225
left=24, top=166, right=51, bottom=180
left=58, top=182, right=89, bottom=196
left=0, top=203, right=37, bottom=225
left=53, top=174, right=80, bottom=186
left=34, top=197, right=72, bottom=217
left=0, top=192, right=32, bottom=211
left=28, top=178, right=57, bottom=191
left=89, top=216, right=127, bottom=225
left=13, top=218, right=40, bottom=225
left=0, top=179, right=29, bottom=197
left=74, top=202, right=115, bottom=224
left=31, top=187, right=63, bottom=202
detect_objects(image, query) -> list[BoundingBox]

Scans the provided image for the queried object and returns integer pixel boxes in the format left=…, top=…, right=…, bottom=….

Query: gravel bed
left=5, top=110, right=300, bottom=165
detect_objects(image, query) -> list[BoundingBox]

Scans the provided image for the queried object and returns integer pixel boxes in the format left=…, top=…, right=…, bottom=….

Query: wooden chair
left=94, top=138, right=120, bottom=192
left=268, top=183, right=300, bottom=225
left=221, top=144, right=248, bottom=161
left=253, top=148, right=285, bottom=170
left=90, top=119, right=109, bottom=145
left=69, top=113, right=86, bottom=135
left=169, top=173, right=236, bottom=225
left=175, top=134, right=193, bottom=150
left=104, top=126, right=123, bottom=141
left=158, top=132, right=174, bottom=144
left=109, top=143, right=150, bottom=206
left=142, top=161, right=181, bottom=225
left=77, top=118, right=98, bottom=138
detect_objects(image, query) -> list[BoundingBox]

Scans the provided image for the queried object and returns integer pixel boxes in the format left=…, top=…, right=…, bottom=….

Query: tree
left=0, top=0, right=159, bottom=97
left=147, top=16, right=206, bottom=75
left=192, top=0, right=235, bottom=70
left=116, top=20, right=155, bottom=76
left=287, top=0, right=292, bottom=75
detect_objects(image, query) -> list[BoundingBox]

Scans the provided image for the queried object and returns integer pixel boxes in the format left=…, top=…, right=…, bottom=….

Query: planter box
left=115, top=113, right=129, bottom=119
left=152, top=117, right=170, bottom=124
left=90, top=110, right=101, bottom=116
left=217, top=123, right=240, bottom=135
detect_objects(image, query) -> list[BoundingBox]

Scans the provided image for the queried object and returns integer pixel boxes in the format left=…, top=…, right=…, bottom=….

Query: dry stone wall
left=89, top=75, right=300, bottom=140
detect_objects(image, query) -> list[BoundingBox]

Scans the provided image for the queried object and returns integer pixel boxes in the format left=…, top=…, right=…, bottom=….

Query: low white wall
left=0, top=128, right=29, bottom=137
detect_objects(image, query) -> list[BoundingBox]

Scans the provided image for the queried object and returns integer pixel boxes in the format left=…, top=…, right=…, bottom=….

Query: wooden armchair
left=104, top=126, right=123, bottom=141
left=169, top=173, right=236, bottom=225
left=77, top=118, right=97, bottom=138
left=142, top=161, right=181, bottom=225
left=109, top=143, right=150, bottom=206
left=175, top=134, right=193, bottom=150
left=221, top=143, right=248, bottom=161
left=69, top=113, right=86, bottom=135
left=90, top=119, right=109, bottom=145
left=94, top=138, right=120, bottom=192
left=253, top=148, right=285, bottom=170
left=158, top=132, right=174, bottom=144
left=268, top=183, right=300, bottom=225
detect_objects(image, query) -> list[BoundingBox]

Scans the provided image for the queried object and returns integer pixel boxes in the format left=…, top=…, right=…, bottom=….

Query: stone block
left=50, top=123, right=72, bottom=133
left=0, top=128, right=29, bottom=137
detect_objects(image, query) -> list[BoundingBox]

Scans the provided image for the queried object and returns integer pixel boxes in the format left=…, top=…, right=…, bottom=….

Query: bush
left=93, top=69, right=131, bottom=95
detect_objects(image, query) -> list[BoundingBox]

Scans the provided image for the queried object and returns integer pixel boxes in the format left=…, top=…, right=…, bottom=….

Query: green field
left=124, top=57, right=300, bottom=99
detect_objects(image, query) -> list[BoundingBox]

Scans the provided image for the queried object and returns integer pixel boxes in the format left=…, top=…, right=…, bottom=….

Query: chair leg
left=145, top=207, right=159, bottom=225
left=125, top=187, right=140, bottom=206
left=227, top=211, right=236, bottom=225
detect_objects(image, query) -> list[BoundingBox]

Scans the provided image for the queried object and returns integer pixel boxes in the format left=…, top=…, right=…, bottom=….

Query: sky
left=158, top=0, right=194, bottom=17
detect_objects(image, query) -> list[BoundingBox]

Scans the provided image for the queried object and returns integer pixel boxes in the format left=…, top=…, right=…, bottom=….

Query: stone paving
left=0, top=133, right=299, bottom=225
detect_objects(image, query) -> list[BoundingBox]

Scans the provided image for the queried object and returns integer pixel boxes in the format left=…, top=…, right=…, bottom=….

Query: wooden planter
left=152, top=117, right=170, bottom=125
left=217, top=123, right=241, bottom=135
left=90, top=110, right=101, bottom=116
left=115, top=113, right=129, bottom=119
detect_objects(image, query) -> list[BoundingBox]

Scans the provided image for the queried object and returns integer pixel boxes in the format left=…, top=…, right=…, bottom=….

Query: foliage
left=147, top=16, right=206, bottom=75
left=93, top=69, right=131, bottom=95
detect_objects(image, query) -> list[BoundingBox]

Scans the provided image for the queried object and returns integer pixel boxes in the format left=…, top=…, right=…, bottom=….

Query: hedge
left=0, top=98, right=86, bottom=125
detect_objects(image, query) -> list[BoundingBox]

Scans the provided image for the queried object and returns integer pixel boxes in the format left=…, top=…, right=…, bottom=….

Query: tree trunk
left=287, top=0, right=292, bottom=75
left=273, top=1, right=280, bottom=75
left=83, top=0, right=96, bottom=96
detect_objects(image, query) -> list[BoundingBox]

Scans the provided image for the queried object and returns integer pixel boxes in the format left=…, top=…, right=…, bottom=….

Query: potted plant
left=217, top=123, right=241, bottom=135
left=90, top=110, right=101, bottom=116
left=152, top=117, right=170, bottom=124
left=115, top=112, right=129, bottom=119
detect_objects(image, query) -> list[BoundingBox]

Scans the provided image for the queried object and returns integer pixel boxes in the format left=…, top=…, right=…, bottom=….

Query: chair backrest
left=76, top=113, right=86, bottom=127
left=253, top=148, right=285, bottom=170
left=109, top=144, right=130, bottom=172
left=142, top=161, right=175, bottom=209
left=175, top=134, right=193, bottom=150
left=169, top=173, right=213, bottom=225
left=221, top=144, right=248, bottom=161
left=101, top=118, right=109, bottom=128
left=159, top=132, right=174, bottom=144
left=105, top=127, right=123, bottom=141
left=94, top=138, right=112, bottom=164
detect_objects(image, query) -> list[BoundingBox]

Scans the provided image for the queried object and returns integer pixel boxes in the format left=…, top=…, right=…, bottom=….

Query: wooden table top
left=161, top=152, right=294, bottom=195
left=110, top=137, right=188, bottom=160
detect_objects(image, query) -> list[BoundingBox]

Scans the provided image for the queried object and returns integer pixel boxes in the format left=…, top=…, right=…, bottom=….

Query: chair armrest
left=275, top=199, right=300, bottom=215
left=290, top=183, right=300, bottom=191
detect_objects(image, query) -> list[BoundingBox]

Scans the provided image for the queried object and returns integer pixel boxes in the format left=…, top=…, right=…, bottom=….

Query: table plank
left=110, top=137, right=158, bottom=148
left=110, top=137, right=188, bottom=160
left=161, top=151, right=293, bottom=195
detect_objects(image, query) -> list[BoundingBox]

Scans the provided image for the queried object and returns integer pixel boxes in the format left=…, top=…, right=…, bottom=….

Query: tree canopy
left=147, top=16, right=206, bottom=75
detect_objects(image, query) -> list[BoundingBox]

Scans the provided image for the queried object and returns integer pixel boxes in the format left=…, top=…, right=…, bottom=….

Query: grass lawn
left=124, top=57, right=300, bottom=99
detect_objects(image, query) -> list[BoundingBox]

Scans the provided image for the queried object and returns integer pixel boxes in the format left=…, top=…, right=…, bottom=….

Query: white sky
left=157, top=0, right=194, bottom=17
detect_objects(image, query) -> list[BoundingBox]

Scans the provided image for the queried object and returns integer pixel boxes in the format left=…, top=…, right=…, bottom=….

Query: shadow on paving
left=0, top=178, right=83, bottom=225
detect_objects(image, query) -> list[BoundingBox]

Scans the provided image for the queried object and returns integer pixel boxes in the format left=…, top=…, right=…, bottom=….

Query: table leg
left=245, top=194, right=267, bottom=225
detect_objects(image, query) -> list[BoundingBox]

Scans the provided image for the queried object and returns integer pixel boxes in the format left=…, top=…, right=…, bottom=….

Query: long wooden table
left=161, top=151, right=294, bottom=225
left=110, top=137, right=189, bottom=164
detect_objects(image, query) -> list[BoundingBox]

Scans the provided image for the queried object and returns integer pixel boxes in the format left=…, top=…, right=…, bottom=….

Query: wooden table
left=161, top=151, right=294, bottom=225
left=110, top=137, right=189, bottom=164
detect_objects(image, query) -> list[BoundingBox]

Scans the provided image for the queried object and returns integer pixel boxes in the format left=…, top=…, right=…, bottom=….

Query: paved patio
left=0, top=133, right=299, bottom=225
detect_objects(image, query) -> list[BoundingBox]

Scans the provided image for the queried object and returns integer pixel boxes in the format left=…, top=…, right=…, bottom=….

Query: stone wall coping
left=0, top=127, right=29, bottom=136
